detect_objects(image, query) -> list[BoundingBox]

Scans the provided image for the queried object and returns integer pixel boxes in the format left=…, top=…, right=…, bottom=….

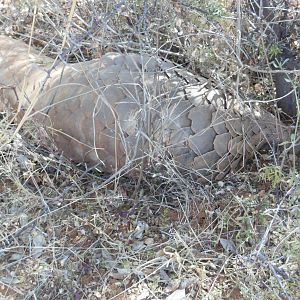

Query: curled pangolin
left=0, top=35, right=290, bottom=182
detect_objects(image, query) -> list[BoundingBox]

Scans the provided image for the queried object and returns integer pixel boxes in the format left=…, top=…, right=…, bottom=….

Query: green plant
left=259, top=165, right=284, bottom=187
left=268, top=43, right=281, bottom=59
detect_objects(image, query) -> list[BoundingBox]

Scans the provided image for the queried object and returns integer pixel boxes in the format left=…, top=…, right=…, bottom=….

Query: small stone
left=217, top=181, right=224, bottom=187
left=144, top=238, right=154, bottom=245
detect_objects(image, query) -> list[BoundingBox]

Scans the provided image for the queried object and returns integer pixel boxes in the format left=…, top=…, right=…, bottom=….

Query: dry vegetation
left=0, top=0, right=299, bottom=299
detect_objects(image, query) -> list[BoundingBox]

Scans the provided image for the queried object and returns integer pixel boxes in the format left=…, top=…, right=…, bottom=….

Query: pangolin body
left=0, top=35, right=289, bottom=181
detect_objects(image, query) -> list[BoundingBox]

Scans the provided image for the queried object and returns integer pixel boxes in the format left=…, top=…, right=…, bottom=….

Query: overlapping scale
left=0, top=35, right=290, bottom=182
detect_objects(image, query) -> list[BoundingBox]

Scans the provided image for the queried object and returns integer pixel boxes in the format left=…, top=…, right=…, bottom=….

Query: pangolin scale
left=0, top=35, right=289, bottom=182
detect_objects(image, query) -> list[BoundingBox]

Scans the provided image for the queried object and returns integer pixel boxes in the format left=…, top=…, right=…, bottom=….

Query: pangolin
left=0, top=35, right=290, bottom=182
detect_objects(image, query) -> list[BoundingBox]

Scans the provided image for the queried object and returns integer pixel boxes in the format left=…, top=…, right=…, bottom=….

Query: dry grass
left=0, top=1, right=299, bottom=299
